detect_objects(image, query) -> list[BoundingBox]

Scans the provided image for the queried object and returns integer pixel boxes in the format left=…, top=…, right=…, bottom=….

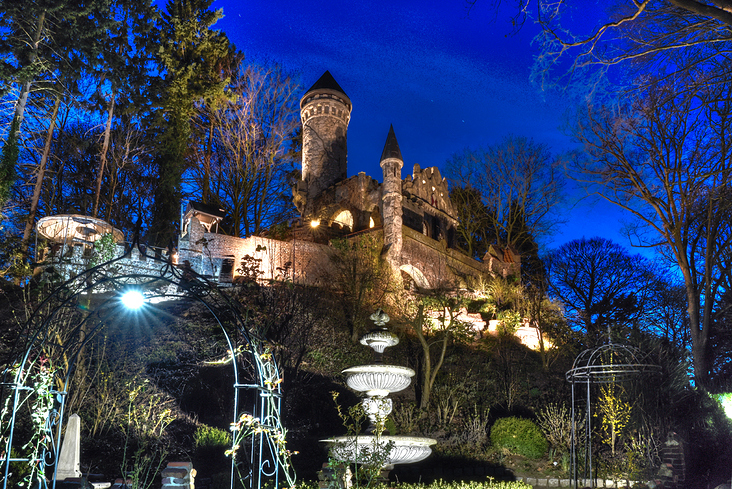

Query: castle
left=178, top=71, right=519, bottom=288
left=37, top=72, right=519, bottom=290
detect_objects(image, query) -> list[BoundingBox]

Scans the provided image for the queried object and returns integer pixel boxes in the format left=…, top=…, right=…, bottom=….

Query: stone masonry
left=161, top=461, right=196, bottom=489
left=380, top=125, right=404, bottom=271
left=39, top=71, right=520, bottom=292
left=295, top=70, right=352, bottom=217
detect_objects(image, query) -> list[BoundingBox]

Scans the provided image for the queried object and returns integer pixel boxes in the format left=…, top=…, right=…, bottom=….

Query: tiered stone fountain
left=322, top=310, right=436, bottom=469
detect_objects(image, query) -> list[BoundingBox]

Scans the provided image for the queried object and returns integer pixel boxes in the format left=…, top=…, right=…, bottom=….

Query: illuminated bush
left=490, top=416, right=548, bottom=459
left=194, top=424, right=231, bottom=448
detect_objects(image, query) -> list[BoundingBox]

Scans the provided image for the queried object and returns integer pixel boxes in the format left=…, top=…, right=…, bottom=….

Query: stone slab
left=56, top=414, right=82, bottom=480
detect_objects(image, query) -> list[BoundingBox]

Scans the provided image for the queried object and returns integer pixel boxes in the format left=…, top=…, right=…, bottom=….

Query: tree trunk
left=21, top=95, right=61, bottom=255
left=202, top=119, right=213, bottom=203
left=14, top=10, right=46, bottom=129
left=680, top=257, right=710, bottom=388
left=414, top=304, right=452, bottom=410
left=93, top=92, right=115, bottom=217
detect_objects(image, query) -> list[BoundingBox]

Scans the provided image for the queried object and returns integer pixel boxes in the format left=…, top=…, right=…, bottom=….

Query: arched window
left=333, top=210, right=354, bottom=231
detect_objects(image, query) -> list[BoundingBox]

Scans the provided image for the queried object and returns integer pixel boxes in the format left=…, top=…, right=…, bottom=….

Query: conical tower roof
left=380, top=125, right=403, bottom=162
left=305, top=70, right=349, bottom=98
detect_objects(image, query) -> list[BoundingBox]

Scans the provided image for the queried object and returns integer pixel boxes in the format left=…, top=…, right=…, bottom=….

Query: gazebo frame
left=566, top=340, right=660, bottom=489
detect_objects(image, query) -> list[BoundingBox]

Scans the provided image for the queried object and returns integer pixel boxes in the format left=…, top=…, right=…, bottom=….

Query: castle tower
left=380, top=125, right=404, bottom=270
left=294, top=71, right=352, bottom=217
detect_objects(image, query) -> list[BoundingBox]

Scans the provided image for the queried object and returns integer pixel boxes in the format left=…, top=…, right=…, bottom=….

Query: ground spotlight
left=716, top=393, right=732, bottom=420
left=120, top=289, right=145, bottom=310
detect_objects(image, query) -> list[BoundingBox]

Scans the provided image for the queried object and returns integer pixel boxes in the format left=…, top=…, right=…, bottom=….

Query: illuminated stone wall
left=178, top=216, right=333, bottom=284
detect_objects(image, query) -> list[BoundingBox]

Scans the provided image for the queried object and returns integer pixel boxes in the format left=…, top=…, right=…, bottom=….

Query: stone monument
left=56, top=413, right=82, bottom=480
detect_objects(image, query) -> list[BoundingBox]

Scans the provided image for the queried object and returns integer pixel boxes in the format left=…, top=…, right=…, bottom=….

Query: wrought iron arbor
left=566, top=341, right=660, bottom=489
left=0, top=244, right=295, bottom=489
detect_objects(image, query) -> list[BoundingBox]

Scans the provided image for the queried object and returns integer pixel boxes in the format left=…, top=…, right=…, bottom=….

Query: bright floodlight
left=121, top=290, right=145, bottom=310
left=719, top=393, right=732, bottom=420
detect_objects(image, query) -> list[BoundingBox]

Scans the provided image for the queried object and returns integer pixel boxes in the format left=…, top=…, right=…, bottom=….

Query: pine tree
left=1, top=0, right=116, bottom=253
left=91, top=0, right=159, bottom=219
left=148, top=0, right=230, bottom=247
left=0, top=118, right=18, bottom=207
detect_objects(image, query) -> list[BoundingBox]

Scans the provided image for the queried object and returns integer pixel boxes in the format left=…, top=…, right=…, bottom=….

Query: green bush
left=194, top=424, right=230, bottom=448
left=490, top=416, right=548, bottom=459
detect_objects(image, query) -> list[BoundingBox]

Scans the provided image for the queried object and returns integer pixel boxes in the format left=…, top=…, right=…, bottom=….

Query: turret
left=380, top=125, right=404, bottom=270
left=294, top=71, right=352, bottom=217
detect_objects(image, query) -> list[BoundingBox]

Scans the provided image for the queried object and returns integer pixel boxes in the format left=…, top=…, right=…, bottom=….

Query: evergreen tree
left=91, top=0, right=159, bottom=219
left=149, top=0, right=230, bottom=247
left=0, top=0, right=116, bottom=253
left=0, top=118, right=18, bottom=208
left=0, top=0, right=114, bottom=152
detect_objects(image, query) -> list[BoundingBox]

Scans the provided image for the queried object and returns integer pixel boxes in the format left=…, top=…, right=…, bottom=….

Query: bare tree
left=189, top=62, right=300, bottom=237
left=444, top=135, right=564, bottom=251
left=448, top=185, right=492, bottom=259
left=647, top=281, right=691, bottom=353
left=545, top=237, right=661, bottom=345
left=402, top=291, right=472, bottom=410
left=570, top=73, right=732, bottom=387
left=528, top=0, right=732, bottom=90
left=327, top=235, right=397, bottom=344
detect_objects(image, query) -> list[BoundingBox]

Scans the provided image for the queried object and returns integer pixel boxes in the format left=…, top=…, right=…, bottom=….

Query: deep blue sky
left=209, top=0, right=636, bottom=253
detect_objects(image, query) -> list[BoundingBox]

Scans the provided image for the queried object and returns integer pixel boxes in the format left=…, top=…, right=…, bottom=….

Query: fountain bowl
left=322, top=435, right=437, bottom=466
left=342, top=365, right=415, bottom=397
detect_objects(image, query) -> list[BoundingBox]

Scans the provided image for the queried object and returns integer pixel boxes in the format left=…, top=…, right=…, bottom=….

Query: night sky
left=208, top=0, right=636, bottom=253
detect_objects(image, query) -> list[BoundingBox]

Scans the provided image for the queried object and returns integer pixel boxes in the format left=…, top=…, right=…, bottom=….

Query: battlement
left=300, top=92, right=352, bottom=124
left=403, top=164, right=457, bottom=220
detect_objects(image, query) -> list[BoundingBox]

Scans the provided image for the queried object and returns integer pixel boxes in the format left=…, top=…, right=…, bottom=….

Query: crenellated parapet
left=300, top=91, right=351, bottom=125
left=403, top=164, right=457, bottom=219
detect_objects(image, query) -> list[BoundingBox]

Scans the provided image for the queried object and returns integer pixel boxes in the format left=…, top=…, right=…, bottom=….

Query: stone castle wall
left=403, top=164, right=457, bottom=219
left=401, top=226, right=487, bottom=288
left=178, top=216, right=333, bottom=284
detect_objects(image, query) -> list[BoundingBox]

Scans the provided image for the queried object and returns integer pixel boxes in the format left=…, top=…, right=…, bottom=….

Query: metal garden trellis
left=0, top=241, right=295, bottom=489
left=566, top=339, right=660, bottom=489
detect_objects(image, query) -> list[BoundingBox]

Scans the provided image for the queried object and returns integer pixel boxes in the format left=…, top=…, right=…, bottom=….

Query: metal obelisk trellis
left=0, top=242, right=295, bottom=489
left=566, top=335, right=660, bottom=489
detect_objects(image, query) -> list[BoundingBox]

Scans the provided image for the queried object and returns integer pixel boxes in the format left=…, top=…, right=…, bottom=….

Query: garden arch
left=0, top=244, right=294, bottom=489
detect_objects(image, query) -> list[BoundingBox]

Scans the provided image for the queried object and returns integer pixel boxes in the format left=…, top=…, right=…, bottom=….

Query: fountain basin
left=322, top=435, right=437, bottom=466
left=342, top=365, right=415, bottom=397
left=360, top=330, right=399, bottom=353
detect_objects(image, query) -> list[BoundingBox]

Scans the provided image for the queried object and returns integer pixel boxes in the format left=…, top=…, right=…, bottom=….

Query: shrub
left=194, top=424, right=231, bottom=448
left=490, top=416, right=548, bottom=459
left=536, top=403, right=585, bottom=455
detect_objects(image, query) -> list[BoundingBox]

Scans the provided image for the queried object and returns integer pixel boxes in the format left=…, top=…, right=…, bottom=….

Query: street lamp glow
left=310, top=219, right=320, bottom=228
left=121, top=290, right=145, bottom=310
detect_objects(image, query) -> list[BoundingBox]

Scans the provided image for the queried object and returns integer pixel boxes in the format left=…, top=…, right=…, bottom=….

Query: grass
left=296, top=479, right=533, bottom=489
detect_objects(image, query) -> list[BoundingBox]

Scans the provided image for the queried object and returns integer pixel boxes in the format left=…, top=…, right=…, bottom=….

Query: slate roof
left=380, top=125, right=403, bottom=161
left=187, top=201, right=226, bottom=219
left=306, top=70, right=349, bottom=98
